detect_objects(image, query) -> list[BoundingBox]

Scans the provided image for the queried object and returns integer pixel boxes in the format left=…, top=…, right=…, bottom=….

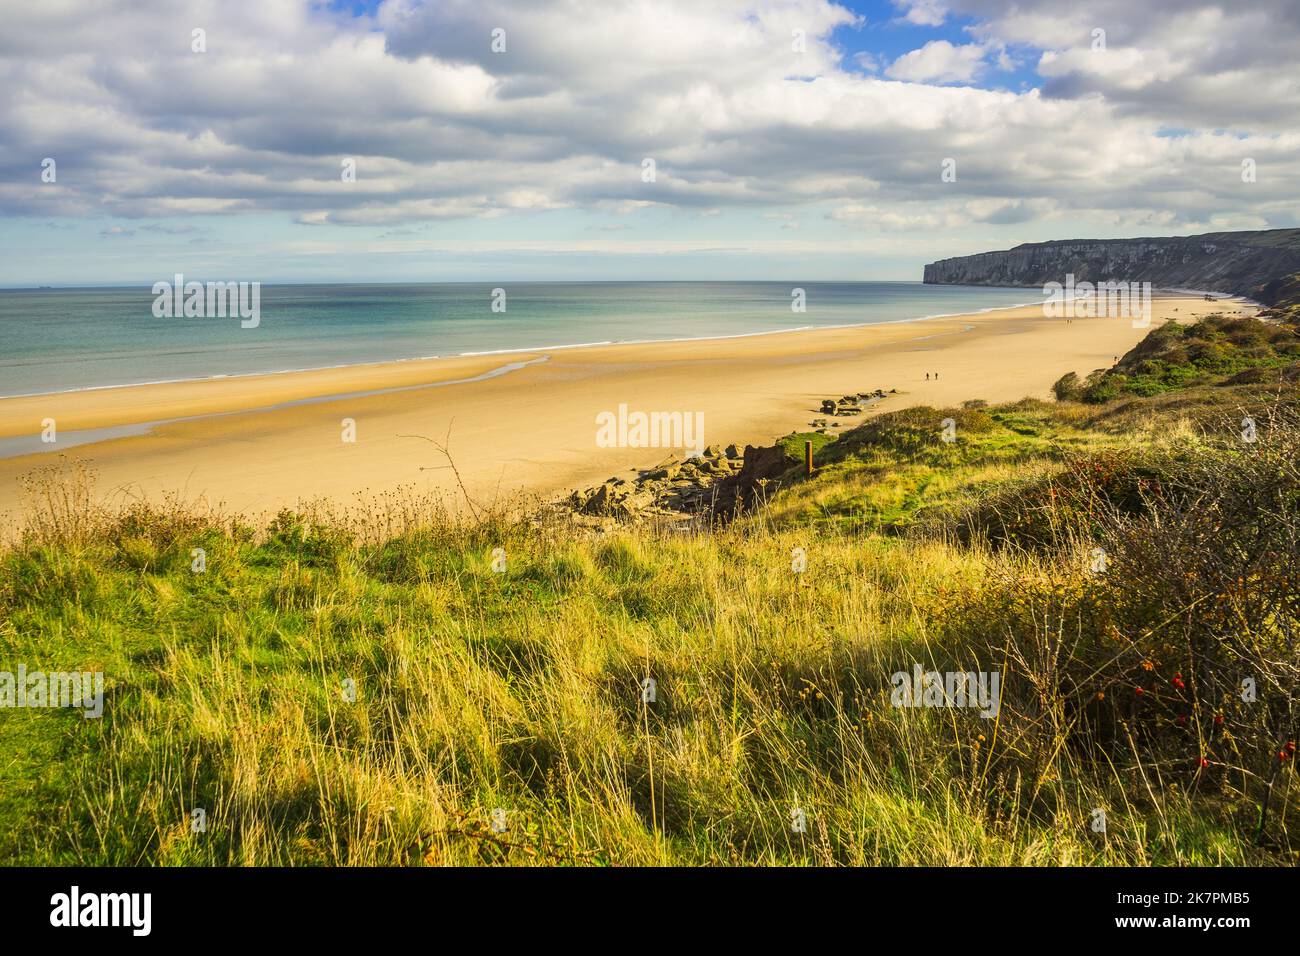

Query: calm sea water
left=0, top=282, right=1041, bottom=398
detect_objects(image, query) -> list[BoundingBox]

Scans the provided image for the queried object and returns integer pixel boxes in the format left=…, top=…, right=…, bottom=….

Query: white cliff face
left=922, top=230, right=1300, bottom=300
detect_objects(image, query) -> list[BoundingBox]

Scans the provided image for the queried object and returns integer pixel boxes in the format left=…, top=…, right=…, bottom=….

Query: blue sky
left=833, top=1, right=1041, bottom=89
left=2, top=0, right=1295, bottom=286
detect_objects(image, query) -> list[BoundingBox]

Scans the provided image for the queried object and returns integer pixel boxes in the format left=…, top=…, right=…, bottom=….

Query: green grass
left=2, top=315, right=1299, bottom=867
left=1060, top=313, right=1300, bottom=403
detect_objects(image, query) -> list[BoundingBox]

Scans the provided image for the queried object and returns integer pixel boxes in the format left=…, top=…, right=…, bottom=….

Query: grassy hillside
left=1052, top=311, right=1300, bottom=403
left=2, top=313, right=1298, bottom=866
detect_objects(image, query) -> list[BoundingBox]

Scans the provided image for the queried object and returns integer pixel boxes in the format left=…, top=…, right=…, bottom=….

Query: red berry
left=1198, top=757, right=1209, bottom=769
left=1214, top=715, right=1224, bottom=726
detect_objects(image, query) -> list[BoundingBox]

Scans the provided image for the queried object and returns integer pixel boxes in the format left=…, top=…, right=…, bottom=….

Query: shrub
left=1052, top=371, right=1083, bottom=401
left=941, top=413, right=1300, bottom=844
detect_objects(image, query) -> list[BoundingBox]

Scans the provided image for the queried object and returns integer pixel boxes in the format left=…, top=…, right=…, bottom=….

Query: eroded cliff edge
left=923, top=229, right=1300, bottom=306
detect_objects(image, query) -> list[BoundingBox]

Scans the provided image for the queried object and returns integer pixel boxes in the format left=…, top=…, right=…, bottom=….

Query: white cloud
left=892, top=0, right=949, bottom=27
left=886, top=40, right=990, bottom=84
left=954, top=0, right=1300, bottom=128
left=0, top=0, right=1295, bottom=242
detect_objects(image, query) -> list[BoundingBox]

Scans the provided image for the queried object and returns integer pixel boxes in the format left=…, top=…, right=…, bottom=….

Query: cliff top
left=1006, top=228, right=1300, bottom=253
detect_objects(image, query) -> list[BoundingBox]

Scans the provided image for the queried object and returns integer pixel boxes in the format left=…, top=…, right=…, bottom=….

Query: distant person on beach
left=925, top=372, right=930, bottom=380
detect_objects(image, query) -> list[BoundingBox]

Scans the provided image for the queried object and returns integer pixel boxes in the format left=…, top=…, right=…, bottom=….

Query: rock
left=582, top=480, right=633, bottom=514
left=618, top=491, right=657, bottom=515
left=732, top=443, right=798, bottom=487
left=564, top=430, right=807, bottom=525
left=820, top=399, right=837, bottom=414
left=581, top=483, right=610, bottom=513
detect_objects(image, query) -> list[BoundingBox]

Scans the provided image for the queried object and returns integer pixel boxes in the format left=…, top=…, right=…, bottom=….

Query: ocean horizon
left=0, top=281, right=1046, bottom=398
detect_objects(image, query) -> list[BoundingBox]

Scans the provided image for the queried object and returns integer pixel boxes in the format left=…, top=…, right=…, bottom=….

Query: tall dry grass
left=1, top=400, right=1296, bottom=866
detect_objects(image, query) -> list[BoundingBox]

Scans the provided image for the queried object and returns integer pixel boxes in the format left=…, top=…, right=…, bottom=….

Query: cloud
left=892, top=0, right=949, bottom=27
left=887, top=41, right=991, bottom=84
left=952, top=0, right=1300, bottom=128
left=0, top=0, right=1295, bottom=242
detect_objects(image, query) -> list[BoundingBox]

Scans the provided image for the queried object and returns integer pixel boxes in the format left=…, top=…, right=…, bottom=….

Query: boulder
left=723, top=442, right=800, bottom=504
left=618, top=491, right=657, bottom=516
left=582, top=480, right=632, bottom=514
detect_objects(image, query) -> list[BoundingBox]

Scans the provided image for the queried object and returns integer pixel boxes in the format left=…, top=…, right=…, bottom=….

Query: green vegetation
left=1256, top=271, right=1300, bottom=324
left=1051, top=313, right=1300, bottom=403
left=2, top=312, right=1298, bottom=866
left=1198, top=228, right=1300, bottom=251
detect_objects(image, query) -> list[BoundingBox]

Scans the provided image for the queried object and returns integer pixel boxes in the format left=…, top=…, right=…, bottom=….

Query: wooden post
left=805, top=440, right=814, bottom=477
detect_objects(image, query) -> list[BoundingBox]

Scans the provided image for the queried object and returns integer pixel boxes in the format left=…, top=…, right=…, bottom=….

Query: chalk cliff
left=923, top=229, right=1300, bottom=305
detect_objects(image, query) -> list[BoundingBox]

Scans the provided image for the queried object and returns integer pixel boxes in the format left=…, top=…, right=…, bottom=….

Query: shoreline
left=0, top=293, right=1257, bottom=526
left=0, top=291, right=1058, bottom=404
left=0, top=286, right=1239, bottom=405
left=0, top=356, right=554, bottom=461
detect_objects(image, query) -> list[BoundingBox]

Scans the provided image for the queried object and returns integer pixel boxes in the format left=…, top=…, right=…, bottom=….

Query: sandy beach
left=0, top=295, right=1254, bottom=527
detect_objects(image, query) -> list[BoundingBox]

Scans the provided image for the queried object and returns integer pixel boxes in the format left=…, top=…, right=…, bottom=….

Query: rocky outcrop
left=719, top=442, right=800, bottom=512
left=561, top=441, right=799, bottom=525
left=923, top=229, right=1300, bottom=304
left=557, top=386, right=896, bottom=525
left=564, top=444, right=745, bottom=523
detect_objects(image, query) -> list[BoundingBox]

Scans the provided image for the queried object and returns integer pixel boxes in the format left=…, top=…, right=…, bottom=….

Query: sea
left=0, top=281, right=1043, bottom=399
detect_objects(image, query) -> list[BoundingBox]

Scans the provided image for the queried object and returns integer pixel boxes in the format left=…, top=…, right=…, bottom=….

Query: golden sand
left=0, top=296, right=1254, bottom=526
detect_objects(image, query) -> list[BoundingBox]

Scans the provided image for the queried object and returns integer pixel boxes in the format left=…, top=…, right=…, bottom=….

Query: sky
left=2, top=0, right=1297, bottom=286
